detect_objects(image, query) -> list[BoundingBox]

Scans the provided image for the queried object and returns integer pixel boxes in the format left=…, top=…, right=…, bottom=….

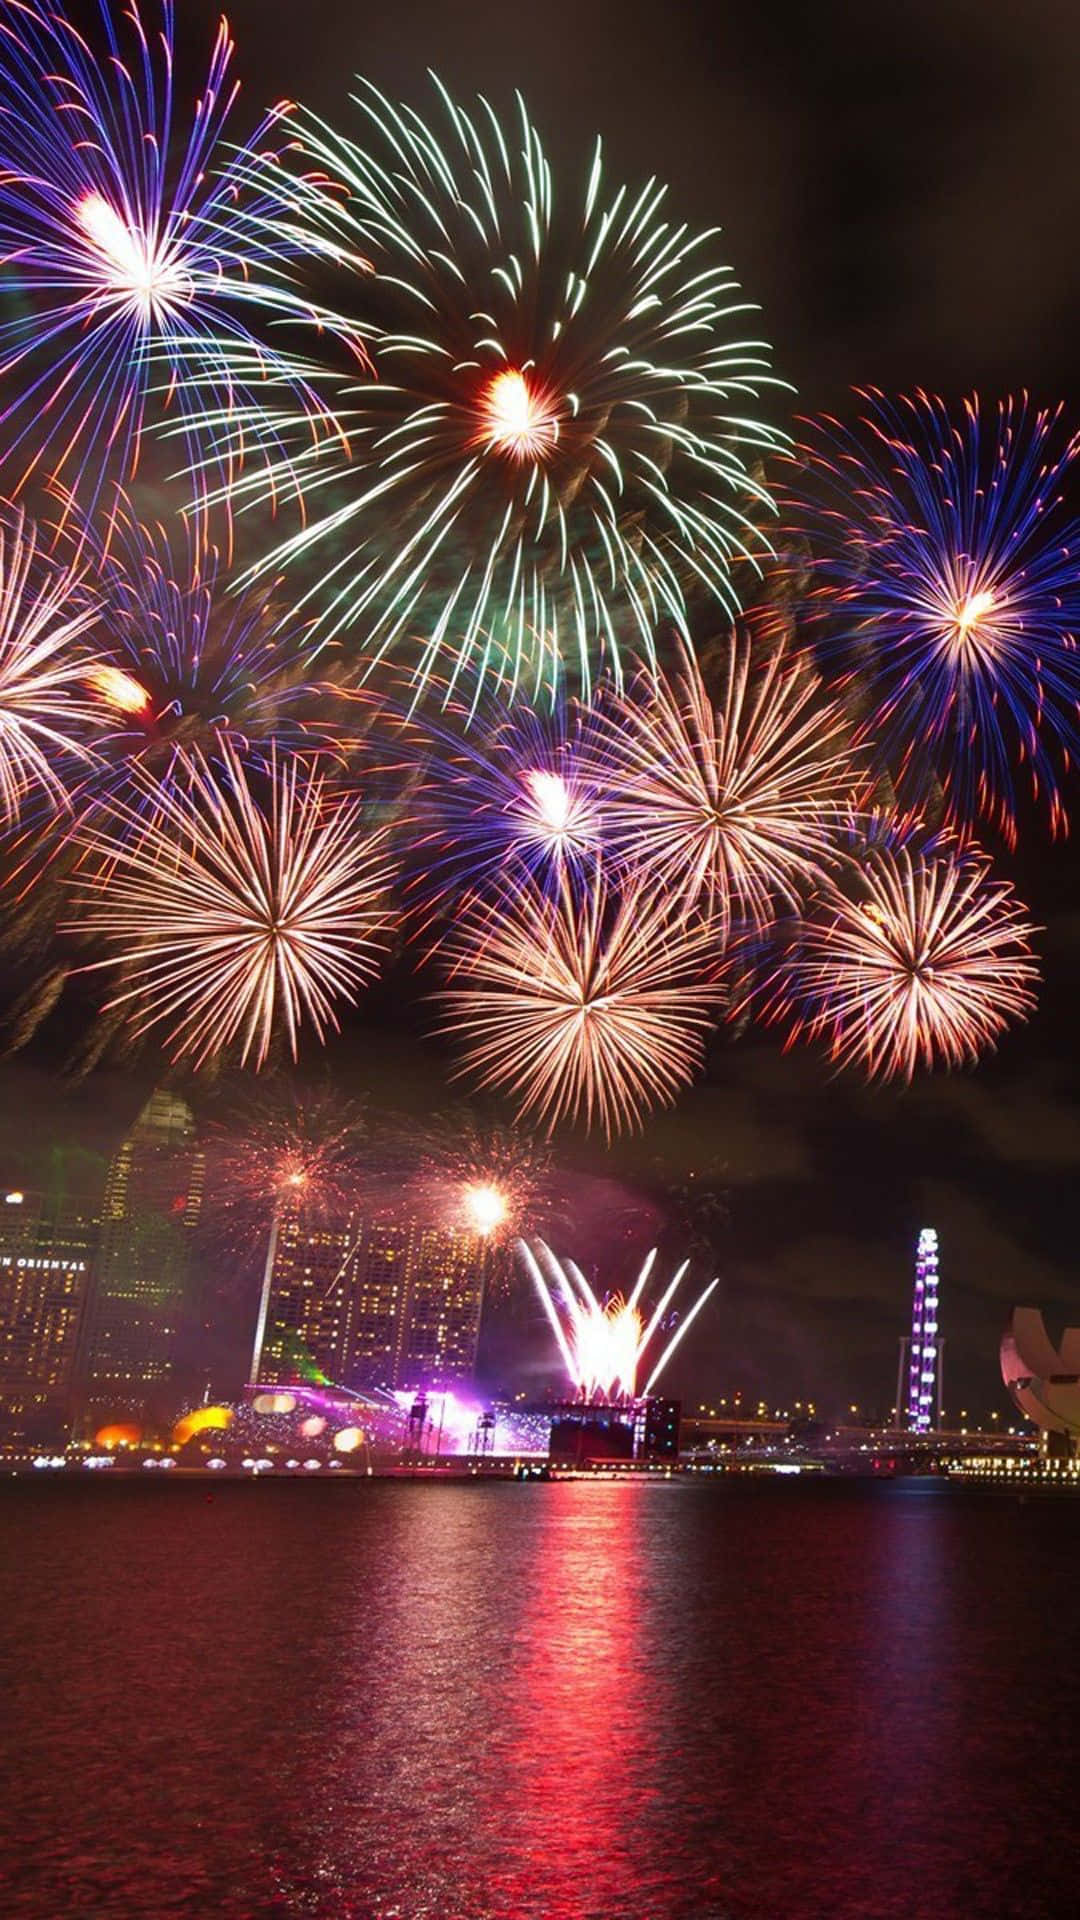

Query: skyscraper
left=78, top=1089, right=205, bottom=1419
left=257, top=1204, right=487, bottom=1394
left=394, top=1224, right=486, bottom=1388
left=257, top=1198, right=363, bottom=1388
left=0, top=1179, right=99, bottom=1438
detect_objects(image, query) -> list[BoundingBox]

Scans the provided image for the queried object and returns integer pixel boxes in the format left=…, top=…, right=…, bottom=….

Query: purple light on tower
left=906, top=1228, right=940, bottom=1432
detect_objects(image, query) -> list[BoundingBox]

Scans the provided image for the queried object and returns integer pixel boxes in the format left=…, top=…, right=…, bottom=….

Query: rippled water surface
left=2, top=1477, right=1078, bottom=1919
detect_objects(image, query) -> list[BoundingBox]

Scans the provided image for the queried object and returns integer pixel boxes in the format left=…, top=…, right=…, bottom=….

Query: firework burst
left=77, top=501, right=340, bottom=789
left=70, top=743, right=396, bottom=1068
left=409, top=691, right=604, bottom=913
left=435, top=869, right=723, bottom=1137
left=206, top=1082, right=369, bottom=1237
left=590, top=636, right=858, bottom=934
left=766, top=836, right=1039, bottom=1082
left=405, top=1106, right=555, bottom=1253
left=518, top=1238, right=719, bottom=1399
left=0, top=506, right=102, bottom=823
left=791, top=391, right=1080, bottom=842
left=202, top=75, right=786, bottom=700
left=0, top=0, right=356, bottom=515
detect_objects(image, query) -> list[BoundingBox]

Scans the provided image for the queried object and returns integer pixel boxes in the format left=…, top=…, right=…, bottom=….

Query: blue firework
left=0, top=0, right=355, bottom=518
left=791, top=390, right=1080, bottom=843
left=408, top=687, right=606, bottom=915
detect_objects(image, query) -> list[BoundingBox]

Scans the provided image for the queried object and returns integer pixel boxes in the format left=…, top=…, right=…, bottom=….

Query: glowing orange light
left=252, top=1391, right=296, bottom=1415
left=94, top=1422, right=142, bottom=1450
left=463, top=1182, right=509, bottom=1237
left=86, top=663, right=152, bottom=715
left=333, top=1426, right=365, bottom=1453
left=173, top=1405, right=233, bottom=1444
left=477, top=369, right=558, bottom=462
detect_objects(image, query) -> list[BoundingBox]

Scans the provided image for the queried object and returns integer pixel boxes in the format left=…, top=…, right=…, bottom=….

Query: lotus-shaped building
left=1000, top=1309, right=1080, bottom=1445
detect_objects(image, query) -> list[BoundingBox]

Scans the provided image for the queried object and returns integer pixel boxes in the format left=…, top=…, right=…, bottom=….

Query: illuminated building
left=78, top=1090, right=205, bottom=1417
left=1001, top=1308, right=1080, bottom=1454
left=342, top=1221, right=413, bottom=1386
left=0, top=1180, right=98, bottom=1437
left=394, top=1224, right=486, bottom=1388
left=257, top=1208, right=487, bottom=1394
left=258, top=1200, right=366, bottom=1388
left=897, top=1228, right=943, bottom=1433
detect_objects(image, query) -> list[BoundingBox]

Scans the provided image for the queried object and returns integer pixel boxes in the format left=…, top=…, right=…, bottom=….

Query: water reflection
left=2, top=1480, right=1079, bottom=1920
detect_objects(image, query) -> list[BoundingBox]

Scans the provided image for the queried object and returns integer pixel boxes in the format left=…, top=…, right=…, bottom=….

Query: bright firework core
left=76, top=194, right=190, bottom=319
left=463, top=1182, right=508, bottom=1237
left=477, top=369, right=559, bottom=461
left=519, top=1240, right=719, bottom=1401
left=86, top=663, right=152, bottom=715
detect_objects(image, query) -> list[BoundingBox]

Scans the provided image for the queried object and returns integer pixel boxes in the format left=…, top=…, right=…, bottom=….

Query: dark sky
left=5, top=0, right=1080, bottom=1418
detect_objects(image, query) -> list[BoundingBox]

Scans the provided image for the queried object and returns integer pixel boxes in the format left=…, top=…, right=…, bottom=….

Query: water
left=2, top=1477, right=1077, bottom=1920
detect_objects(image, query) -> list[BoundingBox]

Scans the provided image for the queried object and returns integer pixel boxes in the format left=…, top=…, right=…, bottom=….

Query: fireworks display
left=0, top=507, right=101, bottom=823
left=0, top=5, right=1064, bottom=1133
left=591, top=636, right=859, bottom=933
left=0, top=0, right=350, bottom=514
left=765, top=836, right=1039, bottom=1082
left=79, top=501, right=334, bottom=786
left=407, top=1107, right=555, bottom=1251
left=409, top=693, right=603, bottom=912
left=70, top=744, right=396, bottom=1067
left=519, top=1239, right=719, bottom=1400
left=435, top=870, right=724, bottom=1137
left=792, top=391, right=1080, bottom=843
left=204, top=76, right=786, bottom=698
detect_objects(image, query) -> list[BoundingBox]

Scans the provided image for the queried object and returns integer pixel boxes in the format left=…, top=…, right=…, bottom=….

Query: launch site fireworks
left=0, top=0, right=1062, bottom=1129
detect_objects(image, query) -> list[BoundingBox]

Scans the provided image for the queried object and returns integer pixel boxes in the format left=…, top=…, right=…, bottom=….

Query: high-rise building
left=257, top=1200, right=363, bottom=1388
left=395, top=1224, right=486, bottom=1388
left=0, top=1180, right=99, bottom=1438
left=256, top=1205, right=486, bottom=1394
left=78, top=1089, right=205, bottom=1418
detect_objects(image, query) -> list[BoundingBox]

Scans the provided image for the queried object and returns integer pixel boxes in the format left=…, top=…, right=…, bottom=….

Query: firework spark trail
left=408, top=691, right=605, bottom=913
left=194, top=75, right=787, bottom=700
left=0, top=0, right=361, bottom=519
left=590, top=636, right=859, bottom=934
left=435, top=867, right=723, bottom=1137
left=519, top=1238, right=719, bottom=1399
left=764, top=837, right=1039, bottom=1082
left=69, top=742, right=396, bottom=1067
left=406, top=1108, right=554, bottom=1247
left=0, top=507, right=103, bottom=823
left=73, top=497, right=339, bottom=790
left=790, top=390, right=1080, bottom=842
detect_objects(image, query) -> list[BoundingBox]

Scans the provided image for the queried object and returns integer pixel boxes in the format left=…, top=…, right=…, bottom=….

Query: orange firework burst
left=70, top=744, right=396, bottom=1067
left=590, top=637, right=859, bottom=935
left=769, top=839, right=1039, bottom=1083
left=434, top=869, right=723, bottom=1137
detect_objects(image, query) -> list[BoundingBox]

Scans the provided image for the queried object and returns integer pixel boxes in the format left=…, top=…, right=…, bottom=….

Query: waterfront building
left=257, top=1205, right=487, bottom=1394
left=1001, top=1308, right=1080, bottom=1454
left=0, top=1178, right=99, bottom=1437
left=394, top=1224, right=486, bottom=1388
left=78, top=1089, right=205, bottom=1418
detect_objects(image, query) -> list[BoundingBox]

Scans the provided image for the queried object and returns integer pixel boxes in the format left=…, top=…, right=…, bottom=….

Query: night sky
left=4, top=0, right=1080, bottom=1417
